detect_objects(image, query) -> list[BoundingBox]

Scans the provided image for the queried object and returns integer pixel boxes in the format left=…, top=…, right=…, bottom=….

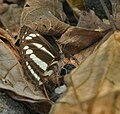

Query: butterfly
left=19, top=25, right=63, bottom=86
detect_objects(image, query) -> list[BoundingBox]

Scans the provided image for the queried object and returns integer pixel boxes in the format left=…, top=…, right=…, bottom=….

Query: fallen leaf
left=21, top=0, right=69, bottom=37
left=0, top=39, right=52, bottom=113
left=66, top=0, right=84, bottom=19
left=50, top=31, right=120, bottom=114
left=0, top=4, right=23, bottom=37
left=0, top=3, right=9, bottom=14
left=0, top=27, right=16, bottom=44
left=66, top=0, right=84, bottom=10
left=77, top=10, right=110, bottom=30
left=58, top=26, right=109, bottom=57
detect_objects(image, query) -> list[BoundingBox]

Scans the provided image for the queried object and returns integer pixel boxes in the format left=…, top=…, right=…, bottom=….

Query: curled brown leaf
left=50, top=31, right=120, bottom=114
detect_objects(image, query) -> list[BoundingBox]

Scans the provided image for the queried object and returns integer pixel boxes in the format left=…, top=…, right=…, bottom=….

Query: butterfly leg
left=38, top=77, right=51, bottom=100
left=54, top=61, right=63, bottom=87
left=42, top=83, right=50, bottom=100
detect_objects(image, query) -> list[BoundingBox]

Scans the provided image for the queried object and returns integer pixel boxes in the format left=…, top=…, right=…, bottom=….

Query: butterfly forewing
left=19, top=25, right=60, bottom=85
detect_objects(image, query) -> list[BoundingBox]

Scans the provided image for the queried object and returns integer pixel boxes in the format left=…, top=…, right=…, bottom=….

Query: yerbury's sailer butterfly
left=19, top=25, right=62, bottom=87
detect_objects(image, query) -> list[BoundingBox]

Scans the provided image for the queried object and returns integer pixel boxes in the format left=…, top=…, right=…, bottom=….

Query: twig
left=99, top=0, right=117, bottom=31
left=110, top=0, right=117, bottom=19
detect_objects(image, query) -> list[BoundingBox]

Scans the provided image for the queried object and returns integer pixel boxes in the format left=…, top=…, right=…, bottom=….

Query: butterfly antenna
left=99, top=0, right=117, bottom=31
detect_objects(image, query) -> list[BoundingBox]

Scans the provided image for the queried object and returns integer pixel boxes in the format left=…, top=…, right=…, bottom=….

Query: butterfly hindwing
left=19, top=25, right=60, bottom=84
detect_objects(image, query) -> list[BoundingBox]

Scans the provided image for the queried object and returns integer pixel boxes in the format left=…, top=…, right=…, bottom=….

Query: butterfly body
left=19, top=26, right=62, bottom=86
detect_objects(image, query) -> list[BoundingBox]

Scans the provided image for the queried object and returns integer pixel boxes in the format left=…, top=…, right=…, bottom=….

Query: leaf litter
left=0, top=0, right=120, bottom=114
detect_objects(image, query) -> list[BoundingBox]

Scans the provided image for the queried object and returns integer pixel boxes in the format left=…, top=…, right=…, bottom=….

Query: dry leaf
left=84, top=0, right=112, bottom=19
left=73, top=42, right=98, bottom=65
left=0, top=27, right=16, bottom=44
left=0, top=39, right=45, bottom=100
left=0, top=39, right=52, bottom=113
left=66, top=0, right=84, bottom=10
left=66, top=0, right=84, bottom=19
left=77, top=10, right=110, bottom=30
left=0, top=4, right=23, bottom=37
left=6, top=0, right=19, bottom=4
left=58, top=26, right=109, bottom=57
left=0, top=3, right=9, bottom=14
left=21, top=0, right=69, bottom=36
left=50, top=31, right=120, bottom=114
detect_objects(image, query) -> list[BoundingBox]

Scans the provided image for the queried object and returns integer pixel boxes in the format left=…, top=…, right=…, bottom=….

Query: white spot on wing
left=30, top=69, right=40, bottom=81
left=27, top=64, right=40, bottom=81
left=26, top=49, right=33, bottom=54
left=33, top=73, right=40, bottom=81
left=30, top=54, right=48, bottom=70
left=25, top=36, right=32, bottom=40
left=23, top=46, right=29, bottom=50
left=32, top=43, right=54, bottom=58
left=25, top=31, right=27, bottom=35
left=43, top=70, right=53, bottom=76
left=32, top=43, right=42, bottom=48
left=26, top=61, right=29, bottom=65
left=28, top=65, right=31, bottom=70
left=36, top=33, right=40, bottom=36
left=22, top=36, right=25, bottom=39
left=29, top=33, right=36, bottom=37
left=41, top=47, right=55, bottom=58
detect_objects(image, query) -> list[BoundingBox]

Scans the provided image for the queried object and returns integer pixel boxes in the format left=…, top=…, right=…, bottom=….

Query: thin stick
left=111, top=0, right=117, bottom=19
left=42, top=83, right=50, bottom=100
left=99, top=0, right=116, bottom=31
